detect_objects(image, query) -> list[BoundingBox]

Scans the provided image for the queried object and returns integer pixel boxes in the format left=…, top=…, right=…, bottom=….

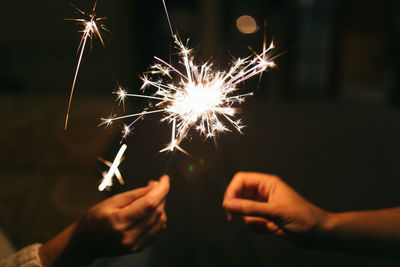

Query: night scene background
left=1, top=0, right=400, bottom=266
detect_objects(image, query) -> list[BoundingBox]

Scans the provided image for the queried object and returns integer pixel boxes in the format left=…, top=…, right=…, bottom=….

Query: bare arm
left=321, top=208, right=400, bottom=255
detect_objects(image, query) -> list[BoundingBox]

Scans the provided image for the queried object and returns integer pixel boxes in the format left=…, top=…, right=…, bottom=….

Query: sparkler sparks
left=99, top=0, right=278, bottom=156
left=64, top=1, right=108, bottom=130
left=98, top=144, right=127, bottom=191
left=101, top=35, right=277, bottom=153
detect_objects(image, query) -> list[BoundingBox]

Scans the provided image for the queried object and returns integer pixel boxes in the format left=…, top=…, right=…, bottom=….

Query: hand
left=223, top=172, right=328, bottom=241
left=40, top=175, right=170, bottom=267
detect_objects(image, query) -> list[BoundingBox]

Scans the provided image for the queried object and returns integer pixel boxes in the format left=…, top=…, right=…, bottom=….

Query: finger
left=149, top=175, right=170, bottom=200
left=242, top=216, right=279, bottom=234
left=223, top=198, right=278, bottom=221
left=119, top=175, right=169, bottom=220
left=242, top=216, right=271, bottom=234
left=133, top=175, right=170, bottom=215
left=148, top=180, right=159, bottom=187
left=109, top=186, right=152, bottom=208
left=132, top=213, right=167, bottom=252
left=223, top=172, right=261, bottom=222
left=135, top=200, right=165, bottom=228
left=224, top=172, right=246, bottom=203
left=242, top=216, right=269, bottom=225
left=120, top=211, right=166, bottom=252
left=224, top=172, right=268, bottom=204
left=225, top=211, right=234, bottom=222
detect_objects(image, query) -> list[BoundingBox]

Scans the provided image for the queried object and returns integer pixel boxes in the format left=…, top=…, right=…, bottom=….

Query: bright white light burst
left=101, top=35, right=277, bottom=154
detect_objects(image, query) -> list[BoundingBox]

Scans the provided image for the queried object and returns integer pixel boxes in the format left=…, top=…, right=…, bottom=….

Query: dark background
left=1, top=0, right=400, bottom=266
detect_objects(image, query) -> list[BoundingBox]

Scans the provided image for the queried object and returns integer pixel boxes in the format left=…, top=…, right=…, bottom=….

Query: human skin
left=39, top=175, right=170, bottom=267
left=223, top=172, right=400, bottom=256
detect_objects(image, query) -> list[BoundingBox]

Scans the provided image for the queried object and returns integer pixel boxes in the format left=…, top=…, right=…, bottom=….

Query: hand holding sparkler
left=223, top=172, right=400, bottom=255
left=223, top=172, right=326, bottom=238
left=39, top=175, right=170, bottom=266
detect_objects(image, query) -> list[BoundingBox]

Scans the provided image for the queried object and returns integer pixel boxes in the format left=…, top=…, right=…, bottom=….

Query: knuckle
left=107, top=212, right=125, bottom=233
left=268, top=174, right=280, bottom=181
left=234, top=171, right=246, bottom=179
left=110, top=222, right=123, bottom=233
left=121, top=236, right=132, bottom=250
left=156, top=205, right=164, bottom=215
left=160, top=215, right=167, bottom=225
left=144, top=197, right=158, bottom=211
left=131, top=244, right=143, bottom=253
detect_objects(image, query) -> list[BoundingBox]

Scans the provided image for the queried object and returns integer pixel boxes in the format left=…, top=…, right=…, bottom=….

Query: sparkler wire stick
left=98, top=144, right=127, bottom=191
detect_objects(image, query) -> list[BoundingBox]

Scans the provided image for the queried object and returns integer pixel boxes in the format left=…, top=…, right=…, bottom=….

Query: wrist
left=315, top=210, right=338, bottom=235
left=39, top=223, right=89, bottom=267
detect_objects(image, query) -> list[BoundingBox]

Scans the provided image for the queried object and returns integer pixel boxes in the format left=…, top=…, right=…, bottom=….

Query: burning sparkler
left=101, top=34, right=277, bottom=153
left=64, top=0, right=108, bottom=130
left=98, top=144, right=127, bottom=191
left=101, top=0, right=278, bottom=155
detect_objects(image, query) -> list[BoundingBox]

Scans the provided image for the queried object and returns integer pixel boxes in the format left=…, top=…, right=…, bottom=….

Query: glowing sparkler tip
left=269, top=41, right=275, bottom=50
left=114, top=86, right=128, bottom=104
left=122, top=124, right=132, bottom=139
left=141, top=75, right=151, bottom=90
left=99, top=117, right=114, bottom=127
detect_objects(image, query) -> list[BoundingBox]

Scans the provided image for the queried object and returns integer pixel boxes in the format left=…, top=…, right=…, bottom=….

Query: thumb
left=223, top=198, right=279, bottom=221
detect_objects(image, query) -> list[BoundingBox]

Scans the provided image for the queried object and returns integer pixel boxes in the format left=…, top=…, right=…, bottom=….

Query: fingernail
left=222, top=199, right=230, bottom=208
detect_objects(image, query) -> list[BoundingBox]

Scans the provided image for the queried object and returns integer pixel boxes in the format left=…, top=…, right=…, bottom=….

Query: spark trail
left=65, top=1, right=108, bottom=130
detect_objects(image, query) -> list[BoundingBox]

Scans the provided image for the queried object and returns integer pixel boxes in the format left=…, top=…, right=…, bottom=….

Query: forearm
left=319, top=207, right=400, bottom=256
left=39, top=223, right=93, bottom=267
left=39, top=223, right=75, bottom=267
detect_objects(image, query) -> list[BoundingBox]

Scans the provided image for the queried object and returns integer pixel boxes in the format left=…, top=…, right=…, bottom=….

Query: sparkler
left=64, top=1, right=108, bottom=130
left=96, top=0, right=278, bottom=190
left=101, top=0, right=277, bottom=157
left=98, top=144, right=127, bottom=191
left=101, top=33, right=277, bottom=153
